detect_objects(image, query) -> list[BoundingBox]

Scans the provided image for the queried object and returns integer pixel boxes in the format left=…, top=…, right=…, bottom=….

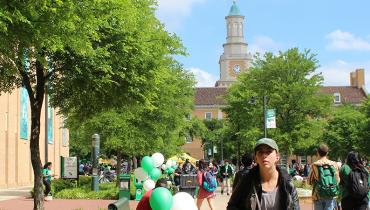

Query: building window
left=334, top=93, right=341, bottom=103
left=205, top=112, right=212, bottom=120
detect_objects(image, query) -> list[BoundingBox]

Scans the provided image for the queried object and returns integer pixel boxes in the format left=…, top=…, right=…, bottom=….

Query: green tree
left=68, top=65, right=195, bottom=166
left=0, top=1, right=185, bottom=209
left=323, top=105, right=367, bottom=159
left=224, top=48, right=331, bottom=160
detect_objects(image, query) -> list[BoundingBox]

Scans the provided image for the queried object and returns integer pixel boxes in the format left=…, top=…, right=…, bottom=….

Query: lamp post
left=250, top=96, right=268, bottom=138
left=91, top=134, right=100, bottom=191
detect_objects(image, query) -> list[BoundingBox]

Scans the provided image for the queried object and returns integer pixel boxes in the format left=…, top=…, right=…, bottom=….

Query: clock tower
left=215, top=1, right=252, bottom=87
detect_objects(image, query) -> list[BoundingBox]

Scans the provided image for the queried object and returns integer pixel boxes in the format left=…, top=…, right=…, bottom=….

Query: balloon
left=171, top=160, right=177, bottom=167
left=164, top=168, right=170, bottom=174
left=151, top=153, right=165, bottom=168
left=143, top=179, right=156, bottom=191
left=166, top=160, right=173, bottom=169
left=168, top=167, right=175, bottom=174
left=149, top=187, right=173, bottom=210
left=171, top=192, right=197, bottom=210
left=142, top=156, right=154, bottom=173
left=149, top=168, right=162, bottom=181
left=161, top=164, right=167, bottom=170
left=134, top=167, right=148, bottom=182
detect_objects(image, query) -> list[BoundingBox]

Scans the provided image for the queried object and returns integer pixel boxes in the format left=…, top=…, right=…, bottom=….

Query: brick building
left=0, top=88, right=69, bottom=189
left=182, top=2, right=368, bottom=160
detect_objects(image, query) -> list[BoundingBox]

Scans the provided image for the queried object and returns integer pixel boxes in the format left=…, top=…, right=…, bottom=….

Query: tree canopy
left=223, top=48, right=332, bottom=156
left=0, top=0, right=187, bottom=209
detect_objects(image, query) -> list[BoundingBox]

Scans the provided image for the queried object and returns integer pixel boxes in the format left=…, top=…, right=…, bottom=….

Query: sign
left=61, top=157, right=78, bottom=179
left=266, top=109, right=276, bottom=129
left=20, top=88, right=29, bottom=140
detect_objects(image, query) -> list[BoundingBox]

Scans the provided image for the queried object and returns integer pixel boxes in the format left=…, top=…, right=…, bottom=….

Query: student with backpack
left=339, top=151, right=369, bottom=210
left=196, top=159, right=217, bottom=210
left=308, top=144, right=340, bottom=210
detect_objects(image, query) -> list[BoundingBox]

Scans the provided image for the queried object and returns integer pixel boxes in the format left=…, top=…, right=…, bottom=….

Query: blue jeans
left=314, top=199, right=336, bottom=210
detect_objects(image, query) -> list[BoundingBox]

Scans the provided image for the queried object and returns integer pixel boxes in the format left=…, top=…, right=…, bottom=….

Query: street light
left=250, top=96, right=268, bottom=138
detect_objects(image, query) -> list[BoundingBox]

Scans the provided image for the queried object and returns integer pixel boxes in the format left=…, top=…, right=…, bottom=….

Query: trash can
left=179, top=174, right=197, bottom=197
left=134, top=178, right=144, bottom=201
left=119, top=174, right=130, bottom=199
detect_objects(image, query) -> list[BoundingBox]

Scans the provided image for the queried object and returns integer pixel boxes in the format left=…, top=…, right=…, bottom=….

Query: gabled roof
left=194, top=86, right=367, bottom=106
left=320, top=86, right=367, bottom=104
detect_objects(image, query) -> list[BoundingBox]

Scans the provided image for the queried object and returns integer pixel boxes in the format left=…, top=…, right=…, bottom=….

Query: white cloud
left=326, top=30, right=370, bottom=51
left=156, top=0, right=206, bottom=31
left=188, top=67, right=217, bottom=87
left=317, top=60, right=370, bottom=91
left=249, top=36, right=285, bottom=55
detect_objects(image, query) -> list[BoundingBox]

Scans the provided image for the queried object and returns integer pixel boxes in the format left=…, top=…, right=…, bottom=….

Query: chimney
left=350, top=68, right=365, bottom=88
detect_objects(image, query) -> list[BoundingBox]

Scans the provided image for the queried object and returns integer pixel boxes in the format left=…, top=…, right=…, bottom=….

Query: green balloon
left=149, top=187, right=173, bottom=210
left=149, top=168, right=162, bottom=181
left=164, top=168, right=170, bottom=174
left=142, top=156, right=154, bottom=173
left=168, top=167, right=175, bottom=174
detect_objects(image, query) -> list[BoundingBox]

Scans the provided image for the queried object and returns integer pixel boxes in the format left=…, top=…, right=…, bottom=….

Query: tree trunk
left=30, top=100, right=44, bottom=210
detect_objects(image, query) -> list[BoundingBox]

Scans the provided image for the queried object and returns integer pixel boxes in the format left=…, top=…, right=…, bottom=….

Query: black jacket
left=227, top=166, right=300, bottom=210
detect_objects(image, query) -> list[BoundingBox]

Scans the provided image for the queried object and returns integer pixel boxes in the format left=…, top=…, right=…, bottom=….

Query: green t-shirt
left=43, top=169, right=52, bottom=182
left=339, top=164, right=370, bottom=199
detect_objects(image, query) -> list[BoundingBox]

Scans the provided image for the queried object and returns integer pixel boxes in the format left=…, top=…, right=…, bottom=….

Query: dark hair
left=317, top=144, right=329, bottom=157
left=155, top=178, right=169, bottom=188
left=198, top=159, right=209, bottom=171
left=346, top=151, right=363, bottom=169
left=241, top=153, right=253, bottom=167
left=43, top=162, right=52, bottom=169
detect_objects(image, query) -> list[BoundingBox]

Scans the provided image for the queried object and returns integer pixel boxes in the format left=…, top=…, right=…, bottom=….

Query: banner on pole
left=266, top=109, right=276, bottom=129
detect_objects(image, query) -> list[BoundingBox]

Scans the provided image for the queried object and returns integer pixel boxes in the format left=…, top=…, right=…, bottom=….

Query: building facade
left=0, top=88, right=69, bottom=189
left=183, top=2, right=368, bottom=160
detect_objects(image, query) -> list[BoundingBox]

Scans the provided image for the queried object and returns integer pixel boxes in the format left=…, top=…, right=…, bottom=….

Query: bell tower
left=215, top=1, right=252, bottom=87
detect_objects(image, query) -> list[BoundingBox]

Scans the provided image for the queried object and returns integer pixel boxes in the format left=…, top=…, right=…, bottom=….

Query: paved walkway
left=0, top=187, right=313, bottom=210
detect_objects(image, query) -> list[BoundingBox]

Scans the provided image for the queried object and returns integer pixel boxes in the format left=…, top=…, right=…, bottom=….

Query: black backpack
left=348, top=167, right=369, bottom=199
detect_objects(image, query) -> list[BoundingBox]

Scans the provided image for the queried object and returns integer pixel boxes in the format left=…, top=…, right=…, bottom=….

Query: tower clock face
left=233, top=64, right=241, bottom=73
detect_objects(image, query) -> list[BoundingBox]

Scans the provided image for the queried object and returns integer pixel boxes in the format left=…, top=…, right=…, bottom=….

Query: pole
left=263, top=96, right=267, bottom=138
left=221, top=138, right=224, bottom=162
left=91, top=134, right=100, bottom=191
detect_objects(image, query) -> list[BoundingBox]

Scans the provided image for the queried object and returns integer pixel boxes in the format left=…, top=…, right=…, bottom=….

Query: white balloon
left=171, top=192, right=197, bottom=210
left=143, top=179, right=156, bottom=191
left=134, top=167, right=148, bottom=182
left=161, top=164, right=167, bottom=170
left=166, top=160, right=173, bottom=168
left=171, top=160, right=177, bottom=167
left=151, top=153, right=165, bottom=168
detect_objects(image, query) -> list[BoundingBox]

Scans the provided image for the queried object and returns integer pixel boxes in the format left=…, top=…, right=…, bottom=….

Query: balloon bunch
left=133, top=153, right=197, bottom=210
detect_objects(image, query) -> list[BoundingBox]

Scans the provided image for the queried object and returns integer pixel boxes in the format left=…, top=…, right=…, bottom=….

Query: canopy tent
left=169, top=153, right=197, bottom=164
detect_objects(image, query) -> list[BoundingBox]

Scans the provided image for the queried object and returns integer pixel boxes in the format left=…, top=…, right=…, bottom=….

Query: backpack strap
left=253, top=185, right=261, bottom=210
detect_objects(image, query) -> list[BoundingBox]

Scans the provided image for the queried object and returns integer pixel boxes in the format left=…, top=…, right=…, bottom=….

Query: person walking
left=308, top=144, right=340, bottom=210
left=227, top=138, right=300, bottom=210
left=232, top=153, right=253, bottom=191
left=42, top=162, right=56, bottom=199
left=136, top=178, right=169, bottom=210
left=220, top=160, right=234, bottom=195
left=196, top=159, right=216, bottom=210
left=339, top=151, right=369, bottom=210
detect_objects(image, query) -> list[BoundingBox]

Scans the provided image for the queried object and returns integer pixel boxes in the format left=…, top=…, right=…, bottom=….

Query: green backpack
left=315, top=164, right=339, bottom=198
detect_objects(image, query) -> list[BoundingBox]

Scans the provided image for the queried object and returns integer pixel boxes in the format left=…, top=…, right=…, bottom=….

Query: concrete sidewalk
left=0, top=186, right=313, bottom=210
left=0, top=186, right=32, bottom=202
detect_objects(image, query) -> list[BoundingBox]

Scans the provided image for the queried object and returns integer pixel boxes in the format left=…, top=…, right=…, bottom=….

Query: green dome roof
left=228, top=1, right=241, bottom=16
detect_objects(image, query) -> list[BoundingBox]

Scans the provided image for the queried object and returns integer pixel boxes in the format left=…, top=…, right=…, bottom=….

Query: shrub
left=54, top=183, right=118, bottom=199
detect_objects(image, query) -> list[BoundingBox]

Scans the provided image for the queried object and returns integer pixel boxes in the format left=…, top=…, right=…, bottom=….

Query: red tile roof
left=320, top=86, right=367, bottom=104
left=194, top=87, right=227, bottom=105
left=195, top=86, right=367, bottom=106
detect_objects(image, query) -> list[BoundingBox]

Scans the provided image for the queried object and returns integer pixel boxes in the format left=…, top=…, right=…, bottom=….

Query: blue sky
left=155, top=0, right=370, bottom=91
